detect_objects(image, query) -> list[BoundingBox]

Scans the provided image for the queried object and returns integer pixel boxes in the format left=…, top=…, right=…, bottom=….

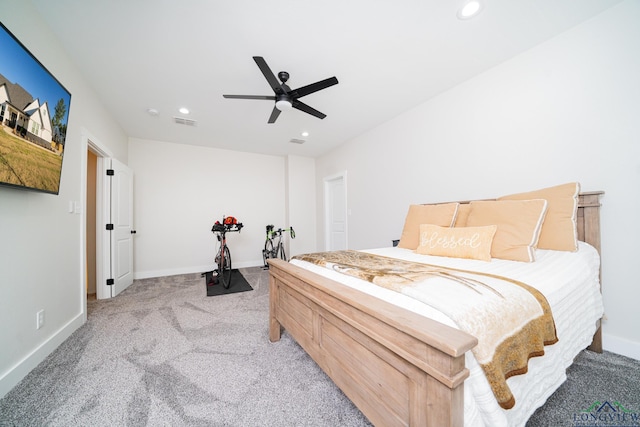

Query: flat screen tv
left=0, top=21, right=71, bottom=195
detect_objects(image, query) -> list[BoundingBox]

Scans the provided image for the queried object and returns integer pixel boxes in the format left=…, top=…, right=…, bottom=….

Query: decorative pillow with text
left=416, top=224, right=497, bottom=261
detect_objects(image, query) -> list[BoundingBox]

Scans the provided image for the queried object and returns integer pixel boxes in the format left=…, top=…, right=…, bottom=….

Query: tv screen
left=0, top=21, right=71, bottom=195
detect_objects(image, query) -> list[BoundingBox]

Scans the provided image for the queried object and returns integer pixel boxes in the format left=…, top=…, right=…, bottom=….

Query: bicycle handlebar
left=265, top=225, right=295, bottom=239
left=212, top=222, right=243, bottom=233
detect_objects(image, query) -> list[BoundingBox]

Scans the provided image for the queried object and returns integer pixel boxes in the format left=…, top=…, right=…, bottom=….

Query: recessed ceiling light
left=457, top=0, right=482, bottom=20
left=178, top=107, right=190, bottom=115
left=301, top=131, right=309, bottom=137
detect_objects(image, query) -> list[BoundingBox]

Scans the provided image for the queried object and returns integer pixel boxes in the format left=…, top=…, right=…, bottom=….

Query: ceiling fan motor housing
left=278, top=71, right=290, bottom=84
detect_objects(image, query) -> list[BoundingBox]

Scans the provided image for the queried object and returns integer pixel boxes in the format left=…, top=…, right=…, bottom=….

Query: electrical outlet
left=36, top=310, right=44, bottom=330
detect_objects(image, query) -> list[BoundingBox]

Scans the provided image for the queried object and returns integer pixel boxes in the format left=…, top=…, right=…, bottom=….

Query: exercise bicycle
left=210, top=217, right=243, bottom=288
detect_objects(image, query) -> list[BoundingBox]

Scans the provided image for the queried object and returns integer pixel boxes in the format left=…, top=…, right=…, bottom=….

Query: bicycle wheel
left=263, top=240, right=274, bottom=267
left=219, top=245, right=232, bottom=288
left=278, top=243, right=287, bottom=261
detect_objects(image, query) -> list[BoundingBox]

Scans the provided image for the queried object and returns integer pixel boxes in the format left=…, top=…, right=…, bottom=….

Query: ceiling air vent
left=173, top=116, right=197, bottom=127
left=289, top=138, right=306, bottom=144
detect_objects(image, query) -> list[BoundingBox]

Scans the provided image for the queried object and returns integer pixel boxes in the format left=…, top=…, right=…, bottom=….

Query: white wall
left=315, top=1, right=640, bottom=359
left=286, top=155, right=317, bottom=258
left=128, top=138, right=288, bottom=278
left=128, top=141, right=318, bottom=277
left=0, top=2, right=128, bottom=397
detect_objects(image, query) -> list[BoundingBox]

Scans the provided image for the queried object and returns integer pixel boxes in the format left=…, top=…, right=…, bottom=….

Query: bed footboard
left=268, top=259, right=477, bottom=427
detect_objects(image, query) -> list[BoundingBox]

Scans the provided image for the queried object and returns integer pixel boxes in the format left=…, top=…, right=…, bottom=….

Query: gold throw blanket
left=293, top=250, right=558, bottom=410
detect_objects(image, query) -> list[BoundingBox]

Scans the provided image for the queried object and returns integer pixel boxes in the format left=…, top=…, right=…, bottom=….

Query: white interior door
left=324, top=173, right=347, bottom=251
left=107, top=158, right=134, bottom=297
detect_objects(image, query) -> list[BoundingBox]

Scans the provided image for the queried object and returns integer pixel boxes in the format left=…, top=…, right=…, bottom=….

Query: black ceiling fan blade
left=253, top=56, right=283, bottom=94
left=267, top=105, right=281, bottom=123
left=292, top=100, right=326, bottom=119
left=223, top=94, right=276, bottom=100
left=291, top=77, right=339, bottom=99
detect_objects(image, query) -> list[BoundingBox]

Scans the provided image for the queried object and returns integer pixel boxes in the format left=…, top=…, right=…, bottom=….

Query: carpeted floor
left=526, top=349, right=640, bottom=427
left=0, top=267, right=370, bottom=427
left=0, top=267, right=638, bottom=426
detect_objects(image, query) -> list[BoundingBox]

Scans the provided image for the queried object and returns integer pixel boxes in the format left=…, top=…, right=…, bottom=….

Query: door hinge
left=106, top=169, right=114, bottom=176
left=106, top=278, right=114, bottom=286
left=106, top=224, right=114, bottom=230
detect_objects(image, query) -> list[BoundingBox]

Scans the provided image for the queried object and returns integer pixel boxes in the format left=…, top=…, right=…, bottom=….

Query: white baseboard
left=134, top=260, right=264, bottom=280
left=603, top=333, right=640, bottom=361
left=0, top=313, right=85, bottom=399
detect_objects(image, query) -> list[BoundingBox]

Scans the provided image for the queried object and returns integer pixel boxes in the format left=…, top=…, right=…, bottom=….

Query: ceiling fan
left=223, top=56, right=338, bottom=124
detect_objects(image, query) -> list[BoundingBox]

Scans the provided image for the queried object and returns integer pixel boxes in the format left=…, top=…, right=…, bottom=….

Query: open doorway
left=86, top=149, right=98, bottom=300
left=85, top=137, right=110, bottom=302
left=84, top=135, right=134, bottom=302
left=83, top=134, right=112, bottom=302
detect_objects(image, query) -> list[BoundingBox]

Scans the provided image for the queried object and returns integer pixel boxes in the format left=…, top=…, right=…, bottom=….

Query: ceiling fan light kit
left=275, top=95, right=292, bottom=111
left=223, top=56, right=338, bottom=123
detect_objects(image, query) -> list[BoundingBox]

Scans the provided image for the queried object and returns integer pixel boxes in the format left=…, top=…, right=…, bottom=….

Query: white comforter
left=290, top=241, right=604, bottom=427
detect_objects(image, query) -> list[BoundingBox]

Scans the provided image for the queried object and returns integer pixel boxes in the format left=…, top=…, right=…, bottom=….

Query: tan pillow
left=454, top=203, right=471, bottom=227
left=397, top=203, right=459, bottom=250
left=466, top=199, right=548, bottom=262
left=416, top=224, right=497, bottom=261
left=499, top=182, right=580, bottom=251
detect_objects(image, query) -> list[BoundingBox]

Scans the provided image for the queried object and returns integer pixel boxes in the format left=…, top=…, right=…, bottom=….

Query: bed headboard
left=576, top=191, right=604, bottom=255
left=577, top=191, right=604, bottom=352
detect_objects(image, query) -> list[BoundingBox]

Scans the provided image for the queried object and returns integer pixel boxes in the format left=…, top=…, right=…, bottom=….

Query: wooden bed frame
left=268, top=192, right=603, bottom=426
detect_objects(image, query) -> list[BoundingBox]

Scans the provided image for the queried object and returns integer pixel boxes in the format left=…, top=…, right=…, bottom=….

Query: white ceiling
left=31, top=0, right=622, bottom=158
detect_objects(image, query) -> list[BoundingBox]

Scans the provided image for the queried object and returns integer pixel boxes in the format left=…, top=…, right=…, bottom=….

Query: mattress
left=290, top=241, right=604, bottom=427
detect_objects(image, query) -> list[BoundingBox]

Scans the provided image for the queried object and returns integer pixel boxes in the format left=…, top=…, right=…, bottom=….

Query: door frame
left=323, top=171, right=348, bottom=251
left=81, top=128, right=113, bottom=303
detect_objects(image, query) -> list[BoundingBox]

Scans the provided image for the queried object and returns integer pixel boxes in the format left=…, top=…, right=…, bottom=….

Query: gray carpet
left=1, top=267, right=638, bottom=426
left=526, top=349, right=640, bottom=427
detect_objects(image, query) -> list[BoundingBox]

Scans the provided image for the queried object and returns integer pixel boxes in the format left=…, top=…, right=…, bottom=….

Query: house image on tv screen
left=0, top=72, right=62, bottom=153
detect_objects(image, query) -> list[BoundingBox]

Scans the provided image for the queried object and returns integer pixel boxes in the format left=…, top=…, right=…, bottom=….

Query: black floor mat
left=204, top=269, right=253, bottom=296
